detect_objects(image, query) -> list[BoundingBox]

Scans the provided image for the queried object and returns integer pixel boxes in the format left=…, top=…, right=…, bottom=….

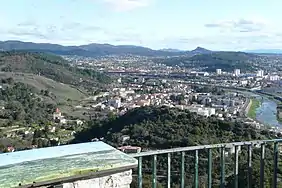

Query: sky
left=1, top=0, right=282, bottom=50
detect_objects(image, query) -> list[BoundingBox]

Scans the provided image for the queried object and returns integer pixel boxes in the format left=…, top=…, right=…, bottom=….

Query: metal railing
left=130, top=139, right=282, bottom=188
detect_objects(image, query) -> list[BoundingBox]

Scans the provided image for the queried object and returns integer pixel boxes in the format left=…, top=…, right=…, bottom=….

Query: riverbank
left=247, top=98, right=260, bottom=119
left=277, top=103, right=282, bottom=123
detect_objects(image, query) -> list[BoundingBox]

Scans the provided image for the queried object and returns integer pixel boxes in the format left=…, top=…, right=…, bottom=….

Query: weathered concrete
left=61, top=170, right=132, bottom=188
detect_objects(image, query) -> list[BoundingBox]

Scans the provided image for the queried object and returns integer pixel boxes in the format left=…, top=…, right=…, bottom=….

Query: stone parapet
left=62, top=170, right=132, bottom=188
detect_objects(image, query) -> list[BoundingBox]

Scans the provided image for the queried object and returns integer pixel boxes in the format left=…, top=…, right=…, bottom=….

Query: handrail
left=130, top=139, right=282, bottom=157
left=129, top=139, right=282, bottom=188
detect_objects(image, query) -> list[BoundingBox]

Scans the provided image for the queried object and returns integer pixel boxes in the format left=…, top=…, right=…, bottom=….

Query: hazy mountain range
left=0, top=40, right=212, bottom=57
left=0, top=40, right=281, bottom=57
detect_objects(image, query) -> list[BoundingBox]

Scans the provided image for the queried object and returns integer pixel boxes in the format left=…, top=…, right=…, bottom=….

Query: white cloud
left=103, top=0, right=152, bottom=11
left=159, top=29, right=282, bottom=51
left=185, top=17, right=282, bottom=50
left=205, top=18, right=268, bottom=33
left=0, top=20, right=148, bottom=46
left=3, top=16, right=282, bottom=51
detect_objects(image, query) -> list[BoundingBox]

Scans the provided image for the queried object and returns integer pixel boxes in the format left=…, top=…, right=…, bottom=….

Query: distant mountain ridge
left=0, top=40, right=212, bottom=57
left=191, top=47, right=212, bottom=54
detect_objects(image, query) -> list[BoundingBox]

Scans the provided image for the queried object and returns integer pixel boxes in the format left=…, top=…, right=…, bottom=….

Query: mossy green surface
left=0, top=148, right=137, bottom=188
left=33, top=165, right=113, bottom=182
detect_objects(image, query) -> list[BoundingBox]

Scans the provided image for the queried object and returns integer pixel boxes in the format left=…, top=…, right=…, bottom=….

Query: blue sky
left=0, top=0, right=282, bottom=50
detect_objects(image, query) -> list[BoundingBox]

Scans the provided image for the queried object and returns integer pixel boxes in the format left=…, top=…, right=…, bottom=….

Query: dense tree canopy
left=74, top=106, right=265, bottom=146
left=0, top=51, right=111, bottom=89
left=73, top=106, right=280, bottom=187
left=155, top=52, right=258, bottom=72
left=0, top=80, right=55, bottom=124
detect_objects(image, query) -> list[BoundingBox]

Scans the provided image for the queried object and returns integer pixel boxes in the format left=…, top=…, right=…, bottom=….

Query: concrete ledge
left=62, top=170, right=132, bottom=188
left=20, top=165, right=136, bottom=188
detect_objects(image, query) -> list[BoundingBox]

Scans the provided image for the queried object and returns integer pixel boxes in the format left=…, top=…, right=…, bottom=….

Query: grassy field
left=247, top=98, right=260, bottom=119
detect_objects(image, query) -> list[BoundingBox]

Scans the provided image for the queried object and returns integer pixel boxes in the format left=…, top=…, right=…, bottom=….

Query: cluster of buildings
left=187, top=68, right=281, bottom=84
left=185, top=68, right=281, bottom=92
left=53, top=108, right=83, bottom=126
left=177, top=104, right=216, bottom=117
left=87, top=78, right=247, bottom=121
left=214, top=68, right=280, bottom=81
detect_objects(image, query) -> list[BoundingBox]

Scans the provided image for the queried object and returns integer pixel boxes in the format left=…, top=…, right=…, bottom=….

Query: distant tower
left=234, top=69, right=240, bottom=77
left=139, top=77, right=145, bottom=83
left=257, top=70, right=264, bottom=77
left=53, top=108, right=62, bottom=120
left=216, top=69, right=222, bottom=75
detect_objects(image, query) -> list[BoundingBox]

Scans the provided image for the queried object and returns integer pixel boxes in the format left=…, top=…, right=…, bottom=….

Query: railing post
left=138, top=156, right=142, bottom=188
left=131, top=140, right=282, bottom=188
left=181, top=151, right=185, bottom=188
left=167, top=153, right=171, bottom=188
left=208, top=148, right=212, bottom=188
left=220, top=147, right=225, bottom=188
left=247, top=145, right=252, bottom=188
left=273, top=142, right=278, bottom=188
left=260, top=143, right=265, bottom=188
left=152, top=155, right=157, bottom=188
left=234, top=146, right=239, bottom=188
left=194, top=150, right=199, bottom=188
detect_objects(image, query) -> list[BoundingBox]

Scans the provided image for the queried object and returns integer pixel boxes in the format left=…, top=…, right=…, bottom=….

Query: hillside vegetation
left=0, top=51, right=111, bottom=126
left=156, top=52, right=258, bottom=72
left=0, top=51, right=111, bottom=89
left=0, top=72, right=86, bottom=103
left=74, top=106, right=267, bottom=147
left=0, top=81, right=55, bottom=125
left=73, top=106, right=280, bottom=187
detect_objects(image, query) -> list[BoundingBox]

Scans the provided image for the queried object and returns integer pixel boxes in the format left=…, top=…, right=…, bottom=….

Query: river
left=256, top=98, right=282, bottom=127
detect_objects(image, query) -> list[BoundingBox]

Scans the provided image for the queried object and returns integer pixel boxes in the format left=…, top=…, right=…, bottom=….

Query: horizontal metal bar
left=130, top=139, right=282, bottom=157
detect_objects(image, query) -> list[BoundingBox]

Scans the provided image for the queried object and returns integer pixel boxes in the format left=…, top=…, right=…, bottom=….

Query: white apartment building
left=109, top=98, right=122, bottom=108
left=257, top=70, right=264, bottom=77
left=234, top=69, right=241, bottom=77
left=216, top=69, right=222, bottom=75
left=268, top=75, right=280, bottom=81
left=187, top=105, right=216, bottom=117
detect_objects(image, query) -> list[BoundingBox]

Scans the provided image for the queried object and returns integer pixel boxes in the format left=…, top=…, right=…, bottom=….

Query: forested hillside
left=156, top=52, right=259, bottom=72
left=0, top=81, right=54, bottom=124
left=74, top=106, right=266, bottom=146
left=0, top=51, right=113, bottom=150
left=73, top=106, right=281, bottom=187
left=0, top=51, right=111, bottom=89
